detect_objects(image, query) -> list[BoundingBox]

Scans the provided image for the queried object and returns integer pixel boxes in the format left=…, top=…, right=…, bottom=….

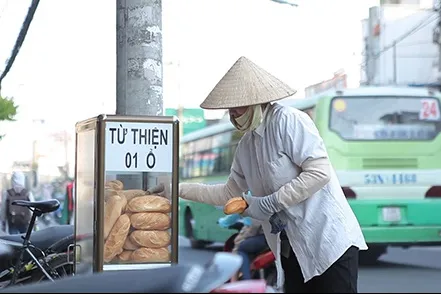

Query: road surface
left=178, top=237, right=441, bottom=293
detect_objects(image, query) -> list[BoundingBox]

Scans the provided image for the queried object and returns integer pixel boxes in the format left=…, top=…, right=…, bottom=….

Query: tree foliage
left=0, top=94, right=18, bottom=140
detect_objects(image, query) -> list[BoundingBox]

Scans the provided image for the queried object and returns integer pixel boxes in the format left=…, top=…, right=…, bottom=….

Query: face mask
left=230, top=105, right=263, bottom=132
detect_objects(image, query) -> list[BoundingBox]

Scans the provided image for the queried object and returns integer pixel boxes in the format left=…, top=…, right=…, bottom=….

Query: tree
left=0, top=94, right=18, bottom=140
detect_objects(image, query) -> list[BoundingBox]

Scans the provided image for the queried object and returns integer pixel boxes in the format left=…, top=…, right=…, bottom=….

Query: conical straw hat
left=200, top=56, right=296, bottom=110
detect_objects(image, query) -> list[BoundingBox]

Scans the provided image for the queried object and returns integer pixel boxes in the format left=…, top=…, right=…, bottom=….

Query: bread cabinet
left=74, top=115, right=180, bottom=273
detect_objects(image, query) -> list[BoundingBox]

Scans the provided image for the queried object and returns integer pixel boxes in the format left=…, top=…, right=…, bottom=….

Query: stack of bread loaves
left=103, top=180, right=172, bottom=264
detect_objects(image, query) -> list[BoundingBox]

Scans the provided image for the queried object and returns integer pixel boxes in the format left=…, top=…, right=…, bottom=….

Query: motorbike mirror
left=193, top=252, right=243, bottom=292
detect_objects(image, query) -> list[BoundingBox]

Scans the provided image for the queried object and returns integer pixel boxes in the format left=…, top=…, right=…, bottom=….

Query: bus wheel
left=185, top=209, right=210, bottom=249
left=359, top=245, right=387, bottom=266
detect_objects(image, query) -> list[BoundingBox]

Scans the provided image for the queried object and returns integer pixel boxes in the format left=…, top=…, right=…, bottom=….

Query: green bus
left=178, top=86, right=441, bottom=263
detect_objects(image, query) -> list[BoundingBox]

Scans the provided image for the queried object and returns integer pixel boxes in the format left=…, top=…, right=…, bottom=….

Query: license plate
left=382, top=207, right=401, bottom=222
left=364, top=173, right=417, bottom=185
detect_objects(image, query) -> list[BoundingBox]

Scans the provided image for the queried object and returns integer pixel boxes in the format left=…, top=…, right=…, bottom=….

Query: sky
left=0, top=0, right=378, bottom=170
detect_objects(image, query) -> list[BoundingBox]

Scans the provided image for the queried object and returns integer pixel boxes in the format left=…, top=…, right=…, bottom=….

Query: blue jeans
left=237, top=234, right=268, bottom=280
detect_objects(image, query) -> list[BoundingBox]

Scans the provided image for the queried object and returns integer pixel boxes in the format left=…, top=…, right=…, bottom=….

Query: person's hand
left=147, top=183, right=165, bottom=196
left=268, top=211, right=289, bottom=234
left=242, top=194, right=288, bottom=234
left=241, top=194, right=274, bottom=221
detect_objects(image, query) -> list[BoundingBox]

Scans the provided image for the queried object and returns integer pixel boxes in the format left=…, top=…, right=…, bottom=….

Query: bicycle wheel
left=30, top=252, right=74, bottom=283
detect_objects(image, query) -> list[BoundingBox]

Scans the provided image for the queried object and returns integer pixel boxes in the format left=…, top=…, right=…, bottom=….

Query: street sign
left=165, top=108, right=206, bottom=135
left=105, top=122, right=174, bottom=173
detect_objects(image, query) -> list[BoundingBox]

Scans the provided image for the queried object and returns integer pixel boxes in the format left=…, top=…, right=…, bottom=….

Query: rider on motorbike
left=218, top=213, right=268, bottom=281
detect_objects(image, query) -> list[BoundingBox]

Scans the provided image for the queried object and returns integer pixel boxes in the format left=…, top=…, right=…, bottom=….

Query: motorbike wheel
left=30, top=252, right=74, bottom=283
left=264, top=266, right=278, bottom=289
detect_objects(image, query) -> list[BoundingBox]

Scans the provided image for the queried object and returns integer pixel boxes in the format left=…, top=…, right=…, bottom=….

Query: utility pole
left=177, top=105, right=184, bottom=140
left=116, top=0, right=163, bottom=189
left=393, top=41, right=397, bottom=84
left=365, top=38, right=371, bottom=85
left=367, top=7, right=380, bottom=85
left=175, top=61, right=184, bottom=141
left=438, top=0, right=441, bottom=80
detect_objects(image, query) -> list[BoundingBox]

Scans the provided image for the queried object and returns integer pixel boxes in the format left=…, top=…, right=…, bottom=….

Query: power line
left=396, top=54, right=438, bottom=58
left=0, top=0, right=40, bottom=95
left=397, top=40, right=434, bottom=47
left=361, top=13, right=438, bottom=68
left=361, top=13, right=439, bottom=69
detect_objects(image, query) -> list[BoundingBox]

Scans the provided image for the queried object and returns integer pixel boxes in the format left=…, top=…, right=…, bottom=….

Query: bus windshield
left=329, top=96, right=441, bottom=141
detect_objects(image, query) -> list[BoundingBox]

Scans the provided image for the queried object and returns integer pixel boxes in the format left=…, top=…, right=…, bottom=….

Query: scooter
left=219, top=218, right=278, bottom=290
left=0, top=252, right=271, bottom=293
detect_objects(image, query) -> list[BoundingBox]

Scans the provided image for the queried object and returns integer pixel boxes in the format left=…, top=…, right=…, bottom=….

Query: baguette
left=129, top=230, right=170, bottom=248
left=224, top=197, right=247, bottom=215
left=105, top=180, right=124, bottom=191
left=126, top=195, right=171, bottom=213
left=118, top=250, right=133, bottom=262
left=105, top=189, right=119, bottom=202
left=104, top=195, right=127, bottom=240
left=123, top=236, right=139, bottom=251
left=103, top=214, right=131, bottom=263
left=131, top=247, right=170, bottom=263
left=122, top=189, right=148, bottom=202
left=130, top=212, right=171, bottom=230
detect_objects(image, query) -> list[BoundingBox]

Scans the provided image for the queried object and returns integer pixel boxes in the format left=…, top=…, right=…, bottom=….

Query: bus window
left=181, top=129, right=245, bottom=179
left=212, top=146, right=231, bottom=174
left=329, top=96, right=441, bottom=141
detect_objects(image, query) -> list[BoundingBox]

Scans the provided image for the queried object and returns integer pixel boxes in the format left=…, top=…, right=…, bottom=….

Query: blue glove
left=242, top=217, right=252, bottom=227
left=242, top=194, right=288, bottom=234
left=218, top=214, right=241, bottom=228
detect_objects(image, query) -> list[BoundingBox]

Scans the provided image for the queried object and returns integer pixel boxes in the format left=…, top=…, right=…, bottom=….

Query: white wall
left=369, top=6, right=439, bottom=85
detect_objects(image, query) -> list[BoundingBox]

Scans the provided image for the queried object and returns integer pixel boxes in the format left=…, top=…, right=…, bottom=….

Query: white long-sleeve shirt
left=180, top=102, right=367, bottom=286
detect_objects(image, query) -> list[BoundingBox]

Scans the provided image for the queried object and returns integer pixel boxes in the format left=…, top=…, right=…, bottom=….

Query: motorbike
left=0, top=252, right=271, bottom=293
left=220, top=217, right=278, bottom=290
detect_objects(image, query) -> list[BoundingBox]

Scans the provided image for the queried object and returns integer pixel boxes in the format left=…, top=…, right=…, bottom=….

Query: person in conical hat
left=179, top=56, right=367, bottom=293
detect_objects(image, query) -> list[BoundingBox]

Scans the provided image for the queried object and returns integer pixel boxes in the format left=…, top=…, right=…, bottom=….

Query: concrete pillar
left=116, top=0, right=163, bottom=189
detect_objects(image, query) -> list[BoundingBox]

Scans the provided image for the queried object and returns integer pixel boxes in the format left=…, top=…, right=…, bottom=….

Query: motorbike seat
left=250, top=251, right=275, bottom=271
left=12, top=199, right=60, bottom=214
left=3, top=265, right=209, bottom=293
left=1, top=252, right=243, bottom=293
left=0, top=225, right=73, bottom=254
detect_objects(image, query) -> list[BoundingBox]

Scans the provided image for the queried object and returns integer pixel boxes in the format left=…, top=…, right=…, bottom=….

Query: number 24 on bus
left=420, top=99, right=440, bottom=120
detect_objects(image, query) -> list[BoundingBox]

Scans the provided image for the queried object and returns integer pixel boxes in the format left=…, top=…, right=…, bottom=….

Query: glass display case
left=74, top=118, right=97, bottom=274
left=74, top=115, right=179, bottom=273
